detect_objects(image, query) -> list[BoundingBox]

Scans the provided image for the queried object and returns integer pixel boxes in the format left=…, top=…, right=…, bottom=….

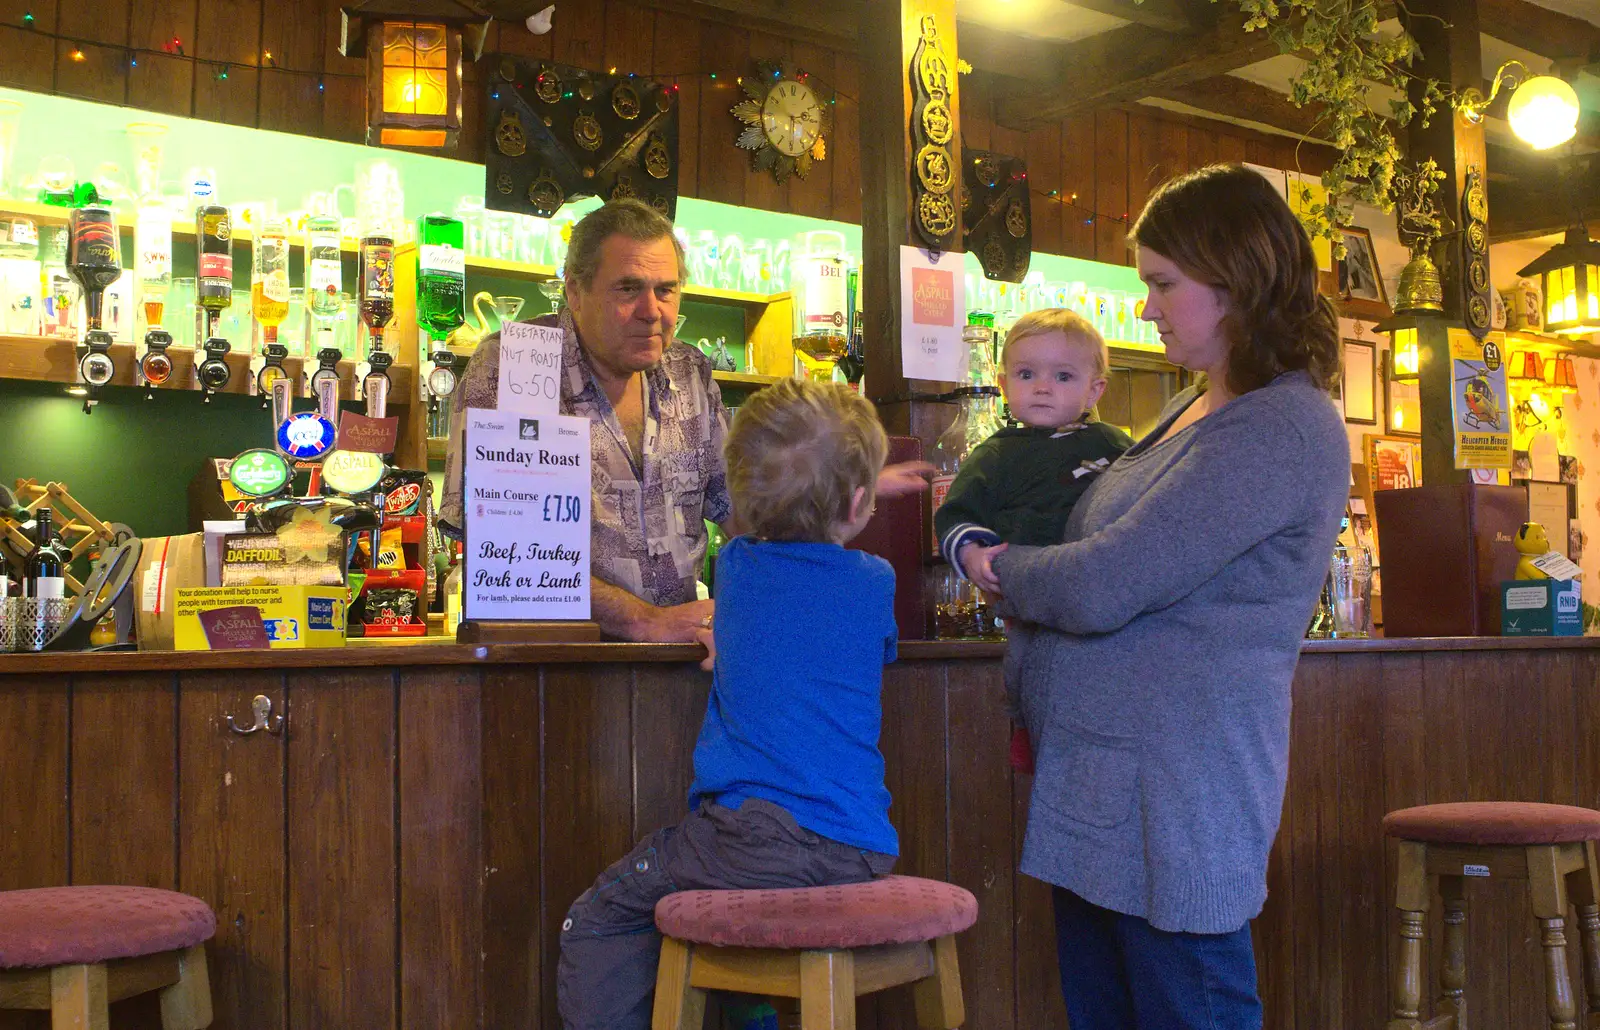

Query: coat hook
left=226, top=694, right=283, bottom=735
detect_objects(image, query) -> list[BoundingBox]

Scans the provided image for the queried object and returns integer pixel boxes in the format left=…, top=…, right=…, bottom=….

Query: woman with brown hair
left=968, top=164, right=1350, bottom=1027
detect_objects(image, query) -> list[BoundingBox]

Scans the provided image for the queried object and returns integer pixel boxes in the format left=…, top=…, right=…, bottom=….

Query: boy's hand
left=876, top=461, right=935, bottom=499
left=695, top=626, right=716, bottom=671
left=959, top=542, right=1008, bottom=595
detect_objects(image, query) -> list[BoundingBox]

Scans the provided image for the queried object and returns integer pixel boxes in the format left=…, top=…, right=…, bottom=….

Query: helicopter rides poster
left=1449, top=329, right=1513, bottom=470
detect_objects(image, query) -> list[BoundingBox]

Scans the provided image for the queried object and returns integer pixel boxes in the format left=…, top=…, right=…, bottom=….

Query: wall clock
left=732, top=61, right=830, bottom=184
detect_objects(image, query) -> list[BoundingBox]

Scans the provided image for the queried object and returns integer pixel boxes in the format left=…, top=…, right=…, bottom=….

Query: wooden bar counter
left=1, top=635, right=1598, bottom=1029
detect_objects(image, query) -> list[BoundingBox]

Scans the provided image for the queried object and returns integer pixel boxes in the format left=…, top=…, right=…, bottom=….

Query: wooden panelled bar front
left=2, top=638, right=1600, bottom=1029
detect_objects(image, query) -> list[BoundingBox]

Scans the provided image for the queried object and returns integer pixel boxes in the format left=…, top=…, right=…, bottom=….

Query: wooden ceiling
left=669, top=0, right=1600, bottom=240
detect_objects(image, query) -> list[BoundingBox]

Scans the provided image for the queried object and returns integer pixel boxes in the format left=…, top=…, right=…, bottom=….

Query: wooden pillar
left=858, top=0, right=962, bottom=439
left=1402, top=0, right=1486, bottom=488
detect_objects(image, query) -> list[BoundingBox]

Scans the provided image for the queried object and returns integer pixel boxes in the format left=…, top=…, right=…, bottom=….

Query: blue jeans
left=1053, top=887, right=1263, bottom=1030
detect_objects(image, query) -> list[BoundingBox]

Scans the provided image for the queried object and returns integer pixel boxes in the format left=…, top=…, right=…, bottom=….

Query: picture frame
left=1364, top=434, right=1420, bottom=492
left=1337, top=226, right=1387, bottom=307
left=1385, top=373, right=1420, bottom=438
left=1341, top=338, right=1378, bottom=425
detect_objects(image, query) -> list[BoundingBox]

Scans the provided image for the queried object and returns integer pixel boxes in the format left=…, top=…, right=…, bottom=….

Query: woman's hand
left=959, top=542, right=1008, bottom=595
left=876, top=461, right=935, bottom=499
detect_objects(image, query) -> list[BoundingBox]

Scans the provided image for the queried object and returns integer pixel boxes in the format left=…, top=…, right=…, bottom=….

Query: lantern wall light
left=339, top=0, right=491, bottom=151
left=1517, top=225, right=1600, bottom=337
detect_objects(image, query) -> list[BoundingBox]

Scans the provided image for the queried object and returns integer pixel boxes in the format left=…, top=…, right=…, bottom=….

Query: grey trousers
left=556, top=798, right=895, bottom=1030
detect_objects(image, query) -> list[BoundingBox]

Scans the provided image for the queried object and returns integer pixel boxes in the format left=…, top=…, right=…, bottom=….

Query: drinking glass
left=0, top=100, right=21, bottom=199
left=770, top=240, right=791, bottom=292
left=1329, top=546, right=1374, bottom=639
left=454, top=195, right=486, bottom=257
left=484, top=211, right=515, bottom=262
left=354, top=157, right=404, bottom=238
left=284, top=287, right=306, bottom=356
left=168, top=277, right=196, bottom=349
left=34, top=154, right=75, bottom=204
left=548, top=217, right=574, bottom=271
left=517, top=216, right=550, bottom=267
left=717, top=234, right=745, bottom=292
left=125, top=122, right=167, bottom=202
left=493, top=295, right=526, bottom=330
left=184, top=165, right=218, bottom=212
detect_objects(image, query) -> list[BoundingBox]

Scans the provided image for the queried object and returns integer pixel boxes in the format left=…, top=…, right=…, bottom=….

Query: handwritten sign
left=462, top=407, right=591, bottom=621
left=497, top=321, right=564, bottom=416
left=898, top=245, right=966, bottom=381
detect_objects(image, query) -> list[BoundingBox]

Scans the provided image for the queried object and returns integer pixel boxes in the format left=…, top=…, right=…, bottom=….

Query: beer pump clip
left=360, top=349, right=394, bottom=418
left=76, top=329, right=116, bottom=414
left=137, top=327, right=173, bottom=401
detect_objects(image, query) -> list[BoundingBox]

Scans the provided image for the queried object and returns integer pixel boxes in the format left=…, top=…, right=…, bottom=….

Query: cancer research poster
left=463, top=408, right=591, bottom=621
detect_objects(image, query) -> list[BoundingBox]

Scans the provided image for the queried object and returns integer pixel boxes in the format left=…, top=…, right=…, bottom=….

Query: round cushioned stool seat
left=655, top=875, right=978, bottom=951
left=1383, top=802, right=1600, bottom=846
left=0, top=886, right=216, bottom=969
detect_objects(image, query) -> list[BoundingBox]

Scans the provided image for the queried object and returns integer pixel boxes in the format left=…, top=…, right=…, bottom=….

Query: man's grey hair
left=562, top=199, right=688, bottom=293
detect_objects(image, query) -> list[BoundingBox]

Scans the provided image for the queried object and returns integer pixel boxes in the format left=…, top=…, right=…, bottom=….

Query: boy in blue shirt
left=557, top=377, right=899, bottom=1030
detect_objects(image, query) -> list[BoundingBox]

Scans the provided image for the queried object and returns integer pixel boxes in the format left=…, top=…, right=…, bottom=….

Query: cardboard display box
left=174, top=585, right=348, bottom=650
left=1501, top=578, right=1583, bottom=637
left=134, top=533, right=206, bottom=651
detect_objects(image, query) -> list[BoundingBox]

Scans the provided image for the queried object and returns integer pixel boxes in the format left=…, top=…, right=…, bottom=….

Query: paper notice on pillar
left=462, top=407, right=591, bottom=621
left=898, top=245, right=966, bottom=381
left=1448, top=328, right=1512, bottom=470
left=497, top=321, right=565, bottom=416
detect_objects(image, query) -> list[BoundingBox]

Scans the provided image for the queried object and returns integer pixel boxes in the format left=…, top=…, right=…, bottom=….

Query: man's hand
left=695, top=626, right=716, bottom=671
left=876, top=461, right=935, bottom=499
left=959, top=542, right=1008, bottom=596
left=640, top=599, right=716, bottom=643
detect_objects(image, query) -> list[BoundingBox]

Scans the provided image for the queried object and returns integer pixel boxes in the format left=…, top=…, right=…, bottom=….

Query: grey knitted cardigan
left=992, top=370, right=1348, bottom=934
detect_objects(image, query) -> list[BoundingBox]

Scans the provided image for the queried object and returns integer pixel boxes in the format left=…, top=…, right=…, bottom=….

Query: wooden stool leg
left=912, top=936, right=965, bottom=1029
left=1529, top=844, right=1579, bottom=1030
left=1388, top=840, right=1429, bottom=1030
left=1437, top=875, right=1468, bottom=1030
left=50, top=963, right=109, bottom=1030
left=158, top=945, right=213, bottom=1030
left=651, top=937, right=707, bottom=1030
left=799, top=950, right=856, bottom=1030
left=1566, top=841, right=1600, bottom=1030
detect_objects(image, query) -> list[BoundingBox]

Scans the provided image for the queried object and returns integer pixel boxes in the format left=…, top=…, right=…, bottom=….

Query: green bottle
left=416, top=214, right=465, bottom=344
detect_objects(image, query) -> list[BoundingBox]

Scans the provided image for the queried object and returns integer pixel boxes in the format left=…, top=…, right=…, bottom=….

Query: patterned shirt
left=440, top=309, right=732, bottom=608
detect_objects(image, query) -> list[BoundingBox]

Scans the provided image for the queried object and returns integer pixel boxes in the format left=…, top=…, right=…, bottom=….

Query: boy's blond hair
left=725, top=378, right=888, bottom=542
left=1002, top=308, right=1109, bottom=379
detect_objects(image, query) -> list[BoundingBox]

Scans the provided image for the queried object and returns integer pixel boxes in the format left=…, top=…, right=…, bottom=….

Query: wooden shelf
left=710, top=370, right=780, bottom=388
left=393, top=243, right=788, bottom=310
left=1502, top=329, right=1600, bottom=359
left=0, top=332, right=412, bottom=401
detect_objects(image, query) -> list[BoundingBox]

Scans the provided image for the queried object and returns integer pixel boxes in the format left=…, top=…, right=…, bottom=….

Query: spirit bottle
left=416, top=214, right=466, bottom=344
left=357, top=231, right=394, bottom=352
left=24, top=508, right=66, bottom=599
left=250, top=218, right=291, bottom=347
left=67, top=206, right=120, bottom=331
left=305, top=212, right=343, bottom=319
left=134, top=205, right=172, bottom=338
left=195, top=205, right=233, bottom=340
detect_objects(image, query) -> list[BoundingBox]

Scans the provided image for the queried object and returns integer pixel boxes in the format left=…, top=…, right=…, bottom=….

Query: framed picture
left=1337, top=226, right=1387, bottom=307
left=1385, top=373, right=1420, bottom=438
left=1341, top=338, right=1378, bottom=424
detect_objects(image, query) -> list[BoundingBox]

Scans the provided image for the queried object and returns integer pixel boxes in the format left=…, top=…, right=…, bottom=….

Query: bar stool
left=651, top=875, right=978, bottom=1030
left=1383, top=801, right=1600, bottom=1030
left=0, top=885, right=216, bottom=1029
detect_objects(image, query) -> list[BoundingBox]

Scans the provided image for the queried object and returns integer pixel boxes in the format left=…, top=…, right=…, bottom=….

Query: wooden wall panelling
left=71, top=672, right=177, bottom=887
left=125, top=0, right=195, bottom=117
left=601, top=1, right=654, bottom=79
left=652, top=9, right=700, bottom=204
left=945, top=661, right=1016, bottom=1030
left=1332, top=653, right=1387, bottom=1026
left=1057, top=115, right=1095, bottom=261
left=1283, top=651, right=1332, bottom=1030
left=695, top=20, right=748, bottom=210
left=1092, top=110, right=1128, bottom=266
left=258, top=0, right=324, bottom=137
left=1025, top=123, right=1062, bottom=258
left=1378, top=652, right=1426, bottom=1030
left=480, top=666, right=544, bottom=1030
left=320, top=0, right=364, bottom=142
left=0, top=0, right=55, bottom=93
left=0, top=674, right=68, bottom=892
left=741, top=31, right=793, bottom=217
left=786, top=41, right=835, bottom=221
left=52, top=40, right=126, bottom=107
left=285, top=668, right=397, bottom=1029
left=539, top=663, right=634, bottom=1030
left=1500, top=648, right=1561, bottom=1018
left=194, top=0, right=262, bottom=127
left=959, top=74, right=991, bottom=153
left=1216, top=130, right=1247, bottom=165
left=829, top=51, right=860, bottom=226
left=457, top=27, right=491, bottom=165
left=178, top=670, right=288, bottom=1030
left=398, top=667, right=483, bottom=1030
left=551, top=0, right=606, bottom=70
left=1186, top=120, right=1219, bottom=170
left=629, top=665, right=707, bottom=840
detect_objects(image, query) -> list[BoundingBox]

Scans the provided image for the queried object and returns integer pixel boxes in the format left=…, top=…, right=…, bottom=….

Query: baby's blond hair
left=725, top=378, right=888, bottom=542
left=1002, top=308, right=1109, bottom=379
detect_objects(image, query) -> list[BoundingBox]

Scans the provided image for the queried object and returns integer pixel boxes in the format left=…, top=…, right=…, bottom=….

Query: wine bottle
left=24, top=508, right=66, bottom=600
left=67, top=206, right=121, bottom=331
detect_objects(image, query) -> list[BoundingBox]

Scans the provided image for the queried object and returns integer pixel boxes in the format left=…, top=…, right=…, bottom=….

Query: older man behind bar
left=440, top=200, right=928, bottom=642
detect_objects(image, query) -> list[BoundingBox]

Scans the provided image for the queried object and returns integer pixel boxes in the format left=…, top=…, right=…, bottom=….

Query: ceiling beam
left=1477, top=0, right=1600, bottom=71
left=993, top=10, right=1283, bottom=128
left=1062, top=0, right=1212, bottom=34
left=655, top=0, right=860, bottom=49
left=1152, top=74, right=1328, bottom=140
left=1488, top=152, right=1600, bottom=240
left=957, top=22, right=1068, bottom=88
